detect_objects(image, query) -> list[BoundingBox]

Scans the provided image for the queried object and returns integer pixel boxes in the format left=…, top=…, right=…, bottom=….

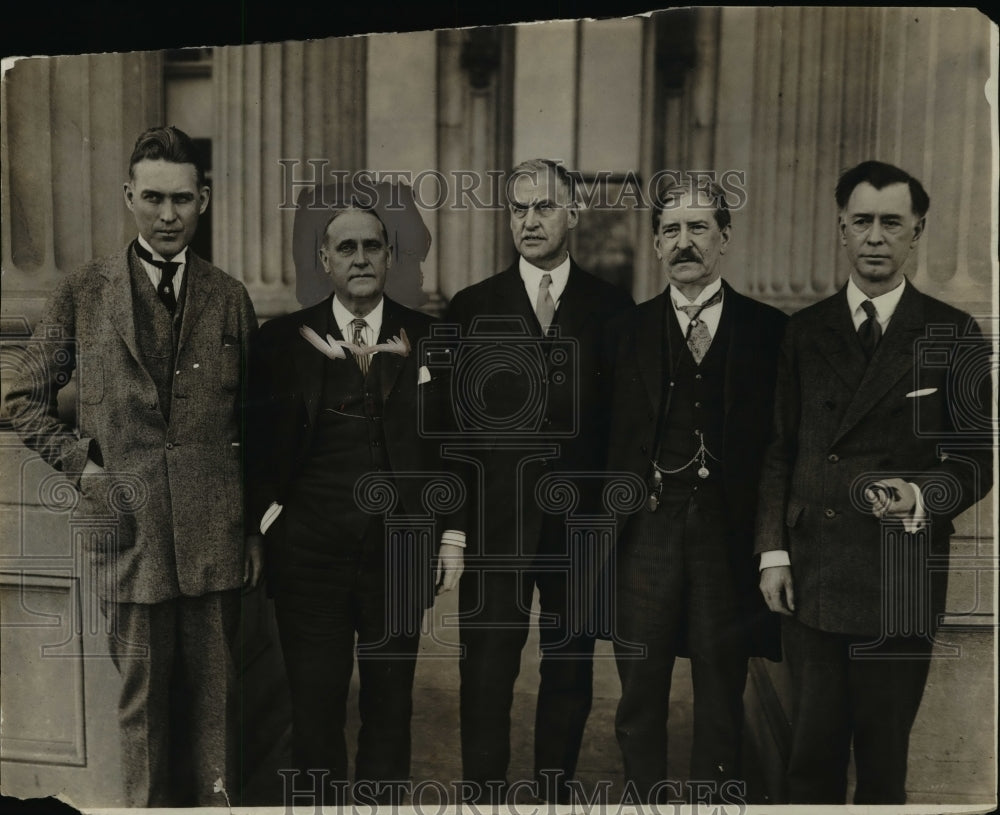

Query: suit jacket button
left=828, top=453, right=839, bottom=463
left=166, top=442, right=174, bottom=450
left=640, top=445, right=648, bottom=454
left=824, top=508, right=835, bottom=518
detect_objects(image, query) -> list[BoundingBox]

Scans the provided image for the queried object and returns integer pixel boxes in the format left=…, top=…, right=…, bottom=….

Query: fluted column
left=717, top=7, right=993, bottom=314
left=435, top=27, right=514, bottom=302
left=1, top=52, right=162, bottom=322
left=214, top=38, right=367, bottom=318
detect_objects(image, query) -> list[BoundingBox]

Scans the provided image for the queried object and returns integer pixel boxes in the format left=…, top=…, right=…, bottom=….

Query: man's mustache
left=671, top=249, right=701, bottom=264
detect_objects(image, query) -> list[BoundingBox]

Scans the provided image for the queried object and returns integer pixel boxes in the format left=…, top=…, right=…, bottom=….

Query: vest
left=127, top=246, right=186, bottom=422
left=286, top=310, right=390, bottom=544
left=656, top=300, right=732, bottom=490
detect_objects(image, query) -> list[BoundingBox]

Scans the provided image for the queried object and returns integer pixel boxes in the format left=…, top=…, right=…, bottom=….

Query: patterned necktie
left=352, top=318, right=370, bottom=376
left=857, top=299, right=882, bottom=360
left=134, top=240, right=180, bottom=313
left=675, top=287, right=723, bottom=364
left=535, top=273, right=556, bottom=332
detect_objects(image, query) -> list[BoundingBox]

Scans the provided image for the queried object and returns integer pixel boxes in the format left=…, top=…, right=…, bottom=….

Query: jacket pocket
left=219, top=338, right=241, bottom=391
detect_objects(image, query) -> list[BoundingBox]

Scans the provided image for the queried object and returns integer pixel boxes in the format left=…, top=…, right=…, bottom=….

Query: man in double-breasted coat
left=755, top=160, right=993, bottom=804
left=4, top=126, right=260, bottom=807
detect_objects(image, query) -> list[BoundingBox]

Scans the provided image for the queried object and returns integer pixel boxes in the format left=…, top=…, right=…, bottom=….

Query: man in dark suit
left=4, top=126, right=261, bottom=806
left=605, top=177, right=786, bottom=802
left=755, top=160, right=993, bottom=803
left=442, top=159, right=633, bottom=804
left=247, top=205, right=464, bottom=804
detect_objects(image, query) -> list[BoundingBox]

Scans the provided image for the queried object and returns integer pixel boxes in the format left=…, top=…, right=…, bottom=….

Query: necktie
left=134, top=240, right=180, bottom=314
left=352, top=318, right=371, bottom=376
left=535, top=273, right=556, bottom=332
left=675, top=287, right=723, bottom=364
left=858, top=299, right=881, bottom=360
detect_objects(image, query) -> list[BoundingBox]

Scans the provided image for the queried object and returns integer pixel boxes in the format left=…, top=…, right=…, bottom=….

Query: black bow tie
left=134, top=240, right=180, bottom=314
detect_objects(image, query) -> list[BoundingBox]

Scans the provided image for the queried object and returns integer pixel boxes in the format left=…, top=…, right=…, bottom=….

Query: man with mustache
left=604, top=177, right=786, bottom=801
left=247, top=205, right=464, bottom=804
left=755, top=161, right=993, bottom=803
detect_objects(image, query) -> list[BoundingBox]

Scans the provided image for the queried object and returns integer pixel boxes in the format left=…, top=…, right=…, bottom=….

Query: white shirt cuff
left=441, top=529, right=466, bottom=548
left=759, top=550, right=791, bottom=571
left=902, top=482, right=926, bottom=534
left=260, top=501, right=283, bottom=536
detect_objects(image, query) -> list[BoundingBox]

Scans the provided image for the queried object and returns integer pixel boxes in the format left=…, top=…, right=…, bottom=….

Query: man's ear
left=386, top=245, right=394, bottom=271
left=318, top=245, right=330, bottom=274
left=566, top=205, right=580, bottom=230
left=838, top=214, right=847, bottom=245
left=198, top=185, right=211, bottom=215
left=124, top=181, right=135, bottom=212
left=911, top=216, right=926, bottom=246
left=719, top=224, right=731, bottom=254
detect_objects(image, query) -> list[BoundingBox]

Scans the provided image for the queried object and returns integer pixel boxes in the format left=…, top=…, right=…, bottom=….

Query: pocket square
left=905, top=388, right=938, bottom=398
left=417, top=365, right=432, bottom=385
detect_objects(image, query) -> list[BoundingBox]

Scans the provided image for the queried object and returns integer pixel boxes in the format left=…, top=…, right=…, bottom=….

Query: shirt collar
left=332, top=295, right=384, bottom=338
left=846, top=275, right=906, bottom=321
left=671, top=277, right=723, bottom=308
left=519, top=254, right=572, bottom=302
left=137, top=234, right=188, bottom=266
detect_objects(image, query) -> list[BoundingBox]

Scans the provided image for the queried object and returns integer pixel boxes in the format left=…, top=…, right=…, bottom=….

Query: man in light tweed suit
left=4, top=126, right=261, bottom=807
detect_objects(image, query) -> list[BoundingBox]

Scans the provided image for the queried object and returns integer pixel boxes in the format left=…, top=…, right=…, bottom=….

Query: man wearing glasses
left=756, top=161, right=993, bottom=803
left=442, top=159, right=633, bottom=804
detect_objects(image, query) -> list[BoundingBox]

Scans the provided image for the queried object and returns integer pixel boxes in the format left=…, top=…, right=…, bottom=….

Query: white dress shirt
left=845, top=275, right=906, bottom=332
left=136, top=234, right=187, bottom=293
left=332, top=295, right=383, bottom=347
left=670, top=277, right=724, bottom=337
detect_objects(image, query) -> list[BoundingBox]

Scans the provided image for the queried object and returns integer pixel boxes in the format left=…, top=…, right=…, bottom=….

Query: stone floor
left=244, top=589, right=996, bottom=809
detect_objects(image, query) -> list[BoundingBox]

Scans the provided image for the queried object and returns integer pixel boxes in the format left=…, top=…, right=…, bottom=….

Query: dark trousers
left=273, top=516, right=421, bottom=803
left=613, top=485, right=748, bottom=802
left=458, top=534, right=595, bottom=803
left=782, top=616, right=933, bottom=804
left=105, top=590, right=239, bottom=807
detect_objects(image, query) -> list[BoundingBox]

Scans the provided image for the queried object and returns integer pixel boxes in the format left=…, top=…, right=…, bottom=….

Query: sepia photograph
left=1, top=4, right=996, bottom=813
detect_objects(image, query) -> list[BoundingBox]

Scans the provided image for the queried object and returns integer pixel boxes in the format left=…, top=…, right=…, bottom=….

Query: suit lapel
left=378, top=296, right=409, bottom=402
left=293, top=298, right=334, bottom=427
left=834, top=281, right=925, bottom=443
left=496, top=264, right=544, bottom=336
left=636, top=292, right=668, bottom=410
left=720, top=282, right=745, bottom=424
left=176, top=252, right=219, bottom=354
left=815, top=287, right=868, bottom=394
left=102, top=248, right=145, bottom=368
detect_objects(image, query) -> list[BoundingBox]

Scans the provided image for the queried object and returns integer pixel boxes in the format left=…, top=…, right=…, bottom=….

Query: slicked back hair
left=835, top=160, right=930, bottom=217
left=128, top=126, right=207, bottom=187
